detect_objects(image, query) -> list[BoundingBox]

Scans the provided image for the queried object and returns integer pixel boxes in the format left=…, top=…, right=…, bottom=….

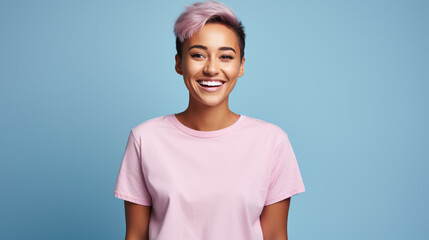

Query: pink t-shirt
left=114, top=114, right=305, bottom=240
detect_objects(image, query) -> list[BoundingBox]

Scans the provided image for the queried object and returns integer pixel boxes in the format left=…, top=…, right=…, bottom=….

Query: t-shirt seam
left=127, top=129, right=152, bottom=202
left=114, top=191, right=152, bottom=205
left=168, top=114, right=246, bottom=139
left=130, top=129, right=139, bottom=146
left=268, top=134, right=289, bottom=190
left=265, top=187, right=306, bottom=204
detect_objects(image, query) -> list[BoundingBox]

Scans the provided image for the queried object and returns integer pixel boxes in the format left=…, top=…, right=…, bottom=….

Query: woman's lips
left=197, top=80, right=226, bottom=92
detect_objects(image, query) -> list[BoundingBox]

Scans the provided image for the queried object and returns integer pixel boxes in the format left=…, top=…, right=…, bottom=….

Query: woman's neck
left=175, top=96, right=239, bottom=131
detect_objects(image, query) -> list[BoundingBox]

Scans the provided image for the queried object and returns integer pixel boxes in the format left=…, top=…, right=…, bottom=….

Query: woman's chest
left=141, top=137, right=273, bottom=211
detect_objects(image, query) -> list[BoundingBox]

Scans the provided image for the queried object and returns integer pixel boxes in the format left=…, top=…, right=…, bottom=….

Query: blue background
left=1, top=0, right=428, bottom=239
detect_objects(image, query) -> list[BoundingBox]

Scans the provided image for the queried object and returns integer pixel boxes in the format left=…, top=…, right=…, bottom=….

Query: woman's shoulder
left=241, top=115, right=289, bottom=140
left=130, top=114, right=172, bottom=136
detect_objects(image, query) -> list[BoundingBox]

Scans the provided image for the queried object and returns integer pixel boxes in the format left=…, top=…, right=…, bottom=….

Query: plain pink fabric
left=114, top=114, right=305, bottom=240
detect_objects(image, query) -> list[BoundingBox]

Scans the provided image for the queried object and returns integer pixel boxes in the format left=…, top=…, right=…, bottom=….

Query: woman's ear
left=238, top=57, right=245, bottom=77
left=175, top=54, right=183, bottom=75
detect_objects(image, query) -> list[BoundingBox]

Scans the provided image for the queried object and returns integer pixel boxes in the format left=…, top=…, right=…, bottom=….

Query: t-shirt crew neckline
left=168, top=114, right=246, bottom=138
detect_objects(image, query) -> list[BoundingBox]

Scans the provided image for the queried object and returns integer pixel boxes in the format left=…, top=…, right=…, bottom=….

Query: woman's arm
left=260, top=197, right=291, bottom=240
left=124, top=200, right=152, bottom=240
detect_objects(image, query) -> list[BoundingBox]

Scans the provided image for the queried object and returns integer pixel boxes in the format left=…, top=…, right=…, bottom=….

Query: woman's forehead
left=184, top=23, right=240, bottom=51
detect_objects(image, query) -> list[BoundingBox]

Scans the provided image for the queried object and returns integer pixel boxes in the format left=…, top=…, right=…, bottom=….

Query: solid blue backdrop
left=1, top=0, right=428, bottom=239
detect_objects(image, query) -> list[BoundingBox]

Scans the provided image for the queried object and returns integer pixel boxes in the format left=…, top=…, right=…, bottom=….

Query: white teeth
left=198, top=80, right=223, bottom=87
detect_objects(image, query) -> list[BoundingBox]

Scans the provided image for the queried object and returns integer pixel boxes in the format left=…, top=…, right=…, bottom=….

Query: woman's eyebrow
left=189, top=45, right=207, bottom=51
left=219, top=47, right=236, bottom=53
left=189, top=45, right=236, bottom=53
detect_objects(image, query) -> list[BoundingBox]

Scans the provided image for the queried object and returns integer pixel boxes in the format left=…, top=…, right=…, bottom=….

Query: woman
left=114, top=1, right=305, bottom=239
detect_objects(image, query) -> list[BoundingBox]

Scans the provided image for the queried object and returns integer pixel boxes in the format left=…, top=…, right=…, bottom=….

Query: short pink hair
left=174, top=0, right=245, bottom=59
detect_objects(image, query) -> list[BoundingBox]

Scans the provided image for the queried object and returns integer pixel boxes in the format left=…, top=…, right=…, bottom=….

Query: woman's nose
left=203, top=58, right=219, bottom=76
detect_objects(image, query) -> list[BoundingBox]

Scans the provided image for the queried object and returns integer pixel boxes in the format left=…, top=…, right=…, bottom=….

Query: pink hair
left=174, top=0, right=240, bottom=42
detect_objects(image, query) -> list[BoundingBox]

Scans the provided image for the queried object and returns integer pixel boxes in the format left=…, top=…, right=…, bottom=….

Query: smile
left=197, top=80, right=226, bottom=92
left=197, top=80, right=225, bottom=87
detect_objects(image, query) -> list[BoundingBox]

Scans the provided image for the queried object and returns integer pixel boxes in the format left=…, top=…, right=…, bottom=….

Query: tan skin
left=124, top=201, right=151, bottom=240
left=124, top=23, right=291, bottom=240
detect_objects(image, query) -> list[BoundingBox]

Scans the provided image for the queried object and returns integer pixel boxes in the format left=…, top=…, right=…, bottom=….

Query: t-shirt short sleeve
left=114, top=129, right=152, bottom=206
left=265, top=133, right=305, bottom=205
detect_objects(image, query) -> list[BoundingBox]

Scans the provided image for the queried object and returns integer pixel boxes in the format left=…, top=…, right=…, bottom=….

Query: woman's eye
left=191, top=53, right=204, bottom=59
left=220, top=55, right=233, bottom=60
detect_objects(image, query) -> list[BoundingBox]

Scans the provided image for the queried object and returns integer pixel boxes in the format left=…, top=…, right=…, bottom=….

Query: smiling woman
left=175, top=23, right=245, bottom=108
left=113, top=1, right=305, bottom=240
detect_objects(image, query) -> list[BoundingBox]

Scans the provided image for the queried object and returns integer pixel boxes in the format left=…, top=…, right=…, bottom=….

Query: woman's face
left=175, top=23, right=245, bottom=108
